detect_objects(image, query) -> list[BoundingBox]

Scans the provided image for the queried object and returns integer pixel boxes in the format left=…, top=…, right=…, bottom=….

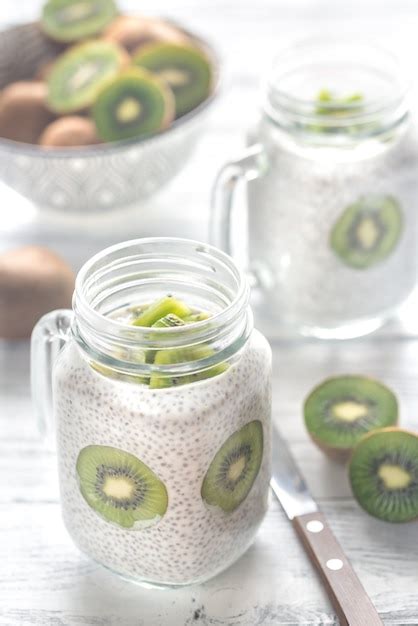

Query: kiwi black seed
left=92, top=67, right=174, bottom=142
left=330, top=195, right=403, bottom=269
left=133, top=42, right=212, bottom=117
left=41, top=0, right=118, bottom=43
left=0, top=81, right=54, bottom=144
left=103, top=15, right=187, bottom=54
left=201, top=420, right=263, bottom=513
left=349, top=428, right=418, bottom=523
left=39, top=115, right=100, bottom=147
left=76, top=444, right=168, bottom=529
left=304, top=375, right=398, bottom=462
left=47, top=40, right=127, bottom=114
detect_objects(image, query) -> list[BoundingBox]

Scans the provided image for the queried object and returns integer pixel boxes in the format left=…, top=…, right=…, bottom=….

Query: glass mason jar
left=31, top=238, right=272, bottom=587
left=211, top=39, right=418, bottom=339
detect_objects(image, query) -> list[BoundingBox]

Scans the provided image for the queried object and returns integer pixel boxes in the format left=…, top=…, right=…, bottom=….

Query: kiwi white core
left=378, top=464, right=411, bottom=490
left=70, top=62, right=101, bottom=90
left=59, top=2, right=94, bottom=22
left=117, top=98, right=142, bottom=123
left=356, top=217, right=379, bottom=250
left=158, top=68, right=189, bottom=87
left=332, top=401, right=368, bottom=422
left=228, top=456, right=246, bottom=482
left=103, top=475, right=135, bottom=500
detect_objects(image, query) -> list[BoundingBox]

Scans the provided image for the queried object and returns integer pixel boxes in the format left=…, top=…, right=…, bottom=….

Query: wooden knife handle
left=293, top=511, right=383, bottom=626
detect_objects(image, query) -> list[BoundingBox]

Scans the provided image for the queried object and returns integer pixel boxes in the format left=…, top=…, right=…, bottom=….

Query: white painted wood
left=1, top=0, right=418, bottom=623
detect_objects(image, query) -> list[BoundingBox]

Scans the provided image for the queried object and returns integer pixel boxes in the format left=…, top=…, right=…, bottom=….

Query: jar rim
left=73, top=237, right=252, bottom=376
left=263, top=37, right=409, bottom=140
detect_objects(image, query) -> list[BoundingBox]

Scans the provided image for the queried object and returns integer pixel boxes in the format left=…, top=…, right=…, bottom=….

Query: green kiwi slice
left=92, top=68, right=175, bottom=142
left=150, top=345, right=228, bottom=389
left=330, top=195, right=403, bottom=269
left=133, top=42, right=212, bottom=117
left=76, top=444, right=168, bottom=529
left=41, top=0, right=118, bottom=43
left=152, top=313, right=185, bottom=328
left=47, top=40, right=126, bottom=114
left=349, top=428, right=418, bottom=522
left=304, top=375, right=398, bottom=462
left=183, top=311, right=211, bottom=323
left=132, top=295, right=191, bottom=327
left=201, top=420, right=263, bottom=513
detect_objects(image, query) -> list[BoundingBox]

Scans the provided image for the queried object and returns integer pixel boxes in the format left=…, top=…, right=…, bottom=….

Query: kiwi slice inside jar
left=76, top=444, right=168, bottom=529
left=349, top=428, right=418, bottom=523
left=92, top=68, right=175, bottom=142
left=304, top=375, right=398, bottom=462
left=133, top=42, right=212, bottom=117
left=41, top=0, right=118, bottom=43
left=47, top=40, right=127, bottom=114
left=330, top=195, right=403, bottom=269
left=201, top=420, right=264, bottom=513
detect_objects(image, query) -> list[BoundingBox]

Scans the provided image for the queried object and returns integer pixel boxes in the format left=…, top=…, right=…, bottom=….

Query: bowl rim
left=0, top=17, right=221, bottom=158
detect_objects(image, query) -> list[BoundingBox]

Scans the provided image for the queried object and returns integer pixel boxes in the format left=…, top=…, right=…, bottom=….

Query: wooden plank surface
left=2, top=0, right=418, bottom=624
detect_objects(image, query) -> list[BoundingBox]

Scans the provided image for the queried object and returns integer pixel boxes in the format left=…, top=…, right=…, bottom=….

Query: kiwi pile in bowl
left=303, top=374, right=418, bottom=523
left=0, top=0, right=215, bottom=148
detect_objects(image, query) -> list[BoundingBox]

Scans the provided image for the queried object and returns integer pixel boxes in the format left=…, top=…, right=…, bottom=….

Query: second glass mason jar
left=31, top=238, right=272, bottom=587
left=211, top=39, right=418, bottom=339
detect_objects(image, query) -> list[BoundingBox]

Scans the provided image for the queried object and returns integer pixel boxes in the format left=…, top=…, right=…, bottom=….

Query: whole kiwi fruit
left=0, top=81, right=55, bottom=144
left=103, top=15, right=187, bottom=54
left=39, top=115, right=100, bottom=147
left=0, top=246, right=75, bottom=339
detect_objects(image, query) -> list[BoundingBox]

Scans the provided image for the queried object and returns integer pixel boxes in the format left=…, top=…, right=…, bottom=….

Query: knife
left=270, top=427, right=383, bottom=626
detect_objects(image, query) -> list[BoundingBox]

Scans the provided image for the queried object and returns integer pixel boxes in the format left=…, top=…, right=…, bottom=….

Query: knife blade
left=270, top=426, right=383, bottom=626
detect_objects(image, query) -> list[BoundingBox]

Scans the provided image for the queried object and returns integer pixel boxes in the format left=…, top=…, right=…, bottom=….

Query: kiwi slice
left=201, top=420, right=263, bottom=513
left=92, top=67, right=174, bottom=142
left=132, top=295, right=191, bottom=327
left=42, top=0, right=118, bottom=43
left=183, top=311, right=211, bottom=323
left=47, top=40, right=127, bottom=114
left=304, top=375, right=398, bottom=462
left=133, top=42, right=212, bottom=117
left=330, top=195, right=403, bottom=269
left=76, top=444, right=168, bottom=529
left=152, top=313, right=185, bottom=328
left=150, top=344, right=228, bottom=389
left=349, top=428, right=418, bottom=522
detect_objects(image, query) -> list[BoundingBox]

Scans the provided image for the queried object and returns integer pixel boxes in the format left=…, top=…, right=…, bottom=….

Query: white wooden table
left=2, top=1, right=418, bottom=624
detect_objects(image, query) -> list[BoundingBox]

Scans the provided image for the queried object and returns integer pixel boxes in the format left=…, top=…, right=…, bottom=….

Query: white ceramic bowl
left=0, top=21, right=220, bottom=214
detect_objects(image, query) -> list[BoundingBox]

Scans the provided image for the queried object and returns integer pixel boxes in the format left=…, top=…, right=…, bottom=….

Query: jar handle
left=210, top=143, right=268, bottom=283
left=31, top=309, right=73, bottom=447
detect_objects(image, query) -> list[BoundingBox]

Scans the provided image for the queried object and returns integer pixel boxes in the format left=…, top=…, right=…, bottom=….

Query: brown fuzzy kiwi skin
left=308, top=433, right=353, bottom=464
left=34, top=58, right=57, bottom=82
left=0, top=246, right=75, bottom=339
left=103, top=15, right=187, bottom=54
left=348, top=426, right=418, bottom=523
left=0, top=81, right=55, bottom=144
left=39, top=115, right=100, bottom=147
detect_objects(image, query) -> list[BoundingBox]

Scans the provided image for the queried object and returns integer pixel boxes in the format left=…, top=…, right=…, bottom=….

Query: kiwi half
left=42, top=0, right=118, bottom=43
left=304, top=375, right=398, bottom=462
left=92, top=68, right=174, bottom=142
left=133, top=42, right=212, bottom=117
left=76, top=444, right=168, bottom=529
left=47, top=40, right=127, bottom=114
left=201, top=420, right=263, bottom=513
left=349, top=428, right=418, bottom=523
left=330, top=195, right=403, bottom=269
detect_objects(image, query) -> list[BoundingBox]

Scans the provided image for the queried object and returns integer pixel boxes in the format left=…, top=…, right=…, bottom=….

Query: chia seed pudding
left=46, top=239, right=272, bottom=587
